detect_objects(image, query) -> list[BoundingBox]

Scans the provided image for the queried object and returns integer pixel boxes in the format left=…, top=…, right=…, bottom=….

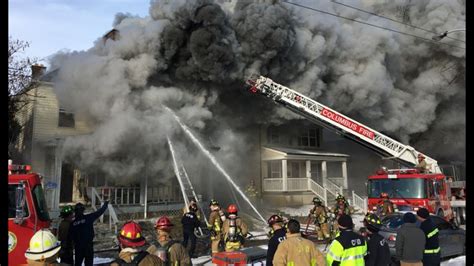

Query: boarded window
left=58, top=108, right=75, bottom=128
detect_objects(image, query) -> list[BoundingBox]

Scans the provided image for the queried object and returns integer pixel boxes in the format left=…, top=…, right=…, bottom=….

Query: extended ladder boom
left=246, top=75, right=440, bottom=173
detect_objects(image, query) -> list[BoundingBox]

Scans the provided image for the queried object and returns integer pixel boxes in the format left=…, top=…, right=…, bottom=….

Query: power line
left=331, top=0, right=465, bottom=43
left=282, top=1, right=465, bottom=50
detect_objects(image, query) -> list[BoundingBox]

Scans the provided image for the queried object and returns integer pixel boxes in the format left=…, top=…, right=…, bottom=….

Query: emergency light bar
left=8, top=164, right=32, bottom=173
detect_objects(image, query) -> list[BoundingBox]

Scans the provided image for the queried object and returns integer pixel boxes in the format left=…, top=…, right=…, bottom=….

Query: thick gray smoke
left=50, top=0, right=465, bottom=181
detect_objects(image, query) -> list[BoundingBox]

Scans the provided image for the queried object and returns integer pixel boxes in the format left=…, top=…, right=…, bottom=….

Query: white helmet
left=25, top=229, right=61, bottom=261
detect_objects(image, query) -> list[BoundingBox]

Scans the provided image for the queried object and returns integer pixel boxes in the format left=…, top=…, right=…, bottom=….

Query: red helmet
left=267, top=214, right=284, bottom=226
left=155, top=216, right=174, bottom=230
left=118, top=221, right=145, bottom=247
left=227, top=204, right=238, bottom=214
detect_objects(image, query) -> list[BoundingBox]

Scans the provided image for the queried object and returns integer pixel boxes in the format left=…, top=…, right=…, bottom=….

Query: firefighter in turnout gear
left=309, top=197, right=331, bottom=241
left=25, top=229, right=61, bottom=265
left=415, top=154, right=429, bottom=173
left=333, top=194, right=351, bottom=218
left=266, top=215, right=287, bottom=266
left=416, top=208, right=441, bottom=266
left=207, top=199, right=226, bottom=254
left=326, top=214, right=367, bottom=266
left=222, top=204, right=248, bottom=251
left=363, top=213, right=391, bottom=266
left=57, top=205, right=74, bottom=265
left=147, top=216, right=191, bottom=266
left=273, top=219, right=325, bottom=266
left=245, top=179, right=259, bottom=199
left=379, top=193, right=396, bottom=216
left=111, top=221, right=163, bottom=266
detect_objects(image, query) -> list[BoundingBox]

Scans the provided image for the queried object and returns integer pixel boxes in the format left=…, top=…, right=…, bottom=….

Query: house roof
left=39, top=68, right=59, bottom=82
left=262, top=146, right=349, bottom=161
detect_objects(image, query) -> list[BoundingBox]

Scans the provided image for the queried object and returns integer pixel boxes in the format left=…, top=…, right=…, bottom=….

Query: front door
left=60, top=163, right=74, bottom=202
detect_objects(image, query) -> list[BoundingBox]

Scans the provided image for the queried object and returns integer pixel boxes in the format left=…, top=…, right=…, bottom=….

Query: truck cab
left=8, top=162, right=51, bottom=265
left=367, top=168, right=453, bottom=221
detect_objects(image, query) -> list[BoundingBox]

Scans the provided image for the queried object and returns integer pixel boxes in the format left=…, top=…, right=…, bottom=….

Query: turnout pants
left=182, top=229, right=197, bottom=257
left=423, top=253, right=441, bottom=266
left=74, top=245, right=94, bottom=266
left=316, top=223, right=330, bottom=240
left=211, top=234, right=222, bottom=254
left=400, top=261, right=422, bottom=266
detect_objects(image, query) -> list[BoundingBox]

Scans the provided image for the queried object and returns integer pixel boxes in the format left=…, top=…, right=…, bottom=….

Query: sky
left=9, top=0, right=150, bottom=66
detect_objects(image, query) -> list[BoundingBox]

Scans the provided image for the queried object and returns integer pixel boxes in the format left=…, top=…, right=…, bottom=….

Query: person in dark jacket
left=58, top=205, right=75, bottom=265
left=71, top=201, right=108, bottom=266
left=416, top=208, right=441, bottom=266
left=181, top=204, right=200, bottom=258
left=395, top=212, right=425, bottom=266
left=266, top=214, right=287, bottom=266
left=363, top=213, right=391, bottom=266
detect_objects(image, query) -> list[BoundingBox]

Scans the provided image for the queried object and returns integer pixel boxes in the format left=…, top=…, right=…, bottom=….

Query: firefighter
left=245, top=179, right=259, bottom=201
left=147, top=216, right=191, bottom=266
left=222, top=204, right=248, bottom=251
left=416, top=208, right=441, bottom=266
left=181, top=204, right=200, bottom=258
left=207, top=199, right=225, bottom=254
left=415, top=154, right=429, bottom=173
left=111, top=221, right=163, bottom=266
left=266, top=214, right=287, bottom=266
left=71, top=200, right=108, bottom=266
left=363, top=213, right=391, bottom=266
left=379, top=192, right=396, bottom=216
left=309, top=196, right=330, bottom=241
left=333, top=194, right=351, bottom=218
left=25, top=229, right=61, bottom=265
left=326, top=214, right=367, bottom=266
left=273, top=219, right=325, bottom=266
left=58, top=205, right=74, bottom=265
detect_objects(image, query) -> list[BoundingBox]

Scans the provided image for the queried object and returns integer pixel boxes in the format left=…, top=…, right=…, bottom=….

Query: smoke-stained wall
left=48, top=0, right=464, bottom=187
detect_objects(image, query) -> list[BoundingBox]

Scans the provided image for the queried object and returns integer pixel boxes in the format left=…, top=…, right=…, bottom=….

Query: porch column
left=52, top=140, right=63, bottom=211
left=306, top=160, right=311, bottom=190
left=282, top=160, right=287, bottom=191
left=321, top=161, right=327, bottom=187
left=342, top=161, right=348, bottom=189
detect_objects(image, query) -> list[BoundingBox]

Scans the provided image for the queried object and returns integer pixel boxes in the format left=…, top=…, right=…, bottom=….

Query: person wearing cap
left=58, top=205, right=75, bottom=265
left=273, top=219, right=325, bottom=266
left=416, top=208, right=441, bottom=266
left=363, top=213, right=391, bottom=266
left=415, top=154, right=429, bottom=173
left=70, top=200, right=108, bottom=266
left=147, top=216, right=190, bottom=266
left=207, top=199, right=225, bottom=254
left=111, top=221, right=163, bottom=266
left=25, top=229, right=61, bottom=265
left=181, top=204, right=200, bottom=258
left=395, top=212, right=425, bottom=266
left=326, top=214, right=367, bottom=266
left=266, top=214, right=287, bottom=266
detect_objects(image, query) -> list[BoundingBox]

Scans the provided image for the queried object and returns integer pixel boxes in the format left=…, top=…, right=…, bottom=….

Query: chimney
left=31, top=64, right=46, bottom=80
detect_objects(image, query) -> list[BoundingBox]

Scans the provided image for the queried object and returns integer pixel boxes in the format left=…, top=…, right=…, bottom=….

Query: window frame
left=58, top=107, right=75, bottom=128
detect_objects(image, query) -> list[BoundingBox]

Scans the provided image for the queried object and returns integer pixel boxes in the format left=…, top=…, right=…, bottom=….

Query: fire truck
left=246, top=75, right=464, bottom=223
left=8, top=160, right=51, bottom=265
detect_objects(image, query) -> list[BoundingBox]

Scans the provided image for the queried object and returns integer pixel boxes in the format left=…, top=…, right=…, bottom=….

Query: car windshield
left=368, top=178, right=426, bottom=198
left=32, top=185, right=50, bottom=221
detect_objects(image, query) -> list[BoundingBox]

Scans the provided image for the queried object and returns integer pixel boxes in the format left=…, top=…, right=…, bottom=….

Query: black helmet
left=312, top=197, right=322, bottom=205
left=267, top=214, right=284, bottom=227
left=364, top=213, right=382, bottom=232
left=189, top=204, right=198, bottom=212
left=75, top=203, right=85, bottom=214
left=209, top=199, right=219, bottom=206
left=336, top=194, right=346, bottom=202
left=60, top=205, right=74, bottom=218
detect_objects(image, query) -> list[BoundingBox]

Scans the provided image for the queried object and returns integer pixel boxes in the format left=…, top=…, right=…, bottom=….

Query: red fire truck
left=8, top=160, right=51, bottom=265
left=246, top=75, right=462, bottom=222
left=367, top=168, right=453, bottom=220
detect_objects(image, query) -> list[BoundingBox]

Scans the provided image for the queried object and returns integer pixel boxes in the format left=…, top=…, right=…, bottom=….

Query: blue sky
left=9, top=0, right=150, bottom=65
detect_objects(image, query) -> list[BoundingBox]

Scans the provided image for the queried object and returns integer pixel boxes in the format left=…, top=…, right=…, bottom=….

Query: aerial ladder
left=246, top=75, right=441, bottom=173
left=246, top=75, right=465, bottom=223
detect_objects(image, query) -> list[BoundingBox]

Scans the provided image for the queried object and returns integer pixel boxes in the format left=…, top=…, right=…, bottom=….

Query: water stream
left=165, top=106, right=267, bottom=223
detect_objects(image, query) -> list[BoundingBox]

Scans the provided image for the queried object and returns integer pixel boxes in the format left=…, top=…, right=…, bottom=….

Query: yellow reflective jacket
left=326, top=229, right=367, bottom=266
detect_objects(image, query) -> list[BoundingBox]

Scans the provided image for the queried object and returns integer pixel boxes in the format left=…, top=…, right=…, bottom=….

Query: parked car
left=377, top=213, right=465, bottom=260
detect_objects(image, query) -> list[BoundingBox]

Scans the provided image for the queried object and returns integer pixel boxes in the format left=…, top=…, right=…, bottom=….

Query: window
left=267, top=127, right=280, bottom=144
left=8, top=184, right=29, bottom=218
left=269, top=161, right=281, bottom=178
left=58, top=108, right=75, bottom=128
left=298, top=129, right=320, bottom=147
left=32, top=185, right=50, bottom=221
left=368, top=178, right=427, bottom=198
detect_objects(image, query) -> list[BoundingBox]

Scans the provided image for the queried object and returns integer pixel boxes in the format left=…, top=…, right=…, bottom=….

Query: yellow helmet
left=25, top=229, right=61, bottom=261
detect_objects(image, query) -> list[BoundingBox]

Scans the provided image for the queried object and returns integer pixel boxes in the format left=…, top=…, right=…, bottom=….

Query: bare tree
left=8, top=36, right=39, bottom=158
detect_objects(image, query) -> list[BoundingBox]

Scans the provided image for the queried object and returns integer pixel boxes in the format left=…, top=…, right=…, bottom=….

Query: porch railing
left=287, top=178, right=308, bottom=191
left=328, top=177, right=344, bottom=187
left=352, top=190, right=368, bottom=214
left=309, top=179, right=327, bottom=206
left=263, top=178, right=284, bottom=191
left=325, top=178, right=343, bottom=197
left=91, top=187, right=119, bottom=233
left=93, top=186, right=183, bottom=206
